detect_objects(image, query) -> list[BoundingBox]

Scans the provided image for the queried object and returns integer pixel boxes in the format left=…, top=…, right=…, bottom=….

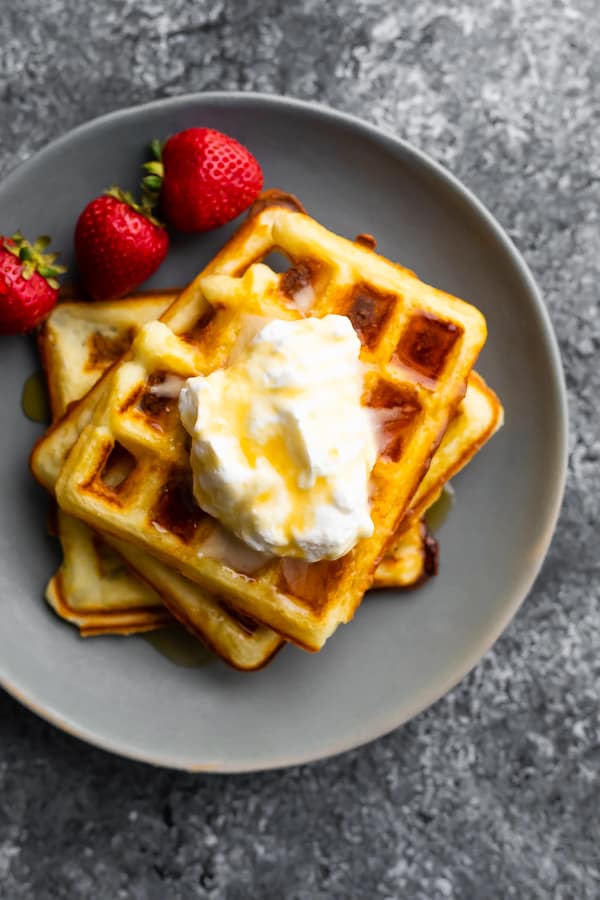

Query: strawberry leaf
left=143, top=174, right=162, bottom=192
left=150, top=138, right=163, bottom=161
left=3, top=231, right=66, bottom=287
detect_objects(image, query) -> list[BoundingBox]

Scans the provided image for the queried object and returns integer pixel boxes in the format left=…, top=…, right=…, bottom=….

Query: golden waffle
left=39, top=290, right=176, bottom=421
left=39, top=298, right=500, bottom=652
left=41, top=294, right=502, bottom=591
left=40, top=291, right=498, bottom=624
left=38, top=294, right=500, bottom=603
left=34, top=281, right=499, bottom=654
left=37, top=293, right=285, bottom=668
left=40, top=292, right=179, bottom=636
left=404, top=370, right=503, bottom=526
left=374, top=371, right=503, bottom=587
left=54, top=199, right=487, bottom=650
left=46, top=509, right=169, bottom=636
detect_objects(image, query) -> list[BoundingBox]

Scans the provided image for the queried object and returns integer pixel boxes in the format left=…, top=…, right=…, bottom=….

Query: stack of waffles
left=30, top=192, right=502, bottom=670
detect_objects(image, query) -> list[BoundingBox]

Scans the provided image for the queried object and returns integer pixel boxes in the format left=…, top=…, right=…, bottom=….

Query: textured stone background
left=1, top=1, right=599, bottom=898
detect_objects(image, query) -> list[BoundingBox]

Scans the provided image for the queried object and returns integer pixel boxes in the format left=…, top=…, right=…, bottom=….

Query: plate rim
left=0, top=90, right=569, bottom=772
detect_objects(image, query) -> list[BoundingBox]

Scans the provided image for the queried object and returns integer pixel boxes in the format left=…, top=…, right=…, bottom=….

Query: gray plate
left=0, top=93, right=567, bottom=772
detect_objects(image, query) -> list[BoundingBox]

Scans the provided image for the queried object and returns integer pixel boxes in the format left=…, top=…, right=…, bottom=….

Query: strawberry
left=143, top=129, right=263, bottom=232
left=0, top=233, right=65, bottom=334
left=74, top=187, right=169, bottom=301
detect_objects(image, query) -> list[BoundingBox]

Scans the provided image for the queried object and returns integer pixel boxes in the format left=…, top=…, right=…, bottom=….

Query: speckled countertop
left=1, top=1, right=599, bottom=898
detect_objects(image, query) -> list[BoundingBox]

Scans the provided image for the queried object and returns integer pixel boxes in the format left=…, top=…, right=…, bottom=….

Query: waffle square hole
left=150, top=468, right=208, bottom=543
left=260, top=251, right=324, bottom=315
left=365, top=379, right=422, bottom=462
left=92, top=536, right=129, bottom=579
left=345, top=284, right=396, bottom=349
left=138, top=371, right=183, bottom=419
left=99, top=442, right=136, bottom=491
left=85, top=327, right=135, bottom=370
left=394, top=313, right=462, bottom=382
left=280, top=261, right=321, bottom=313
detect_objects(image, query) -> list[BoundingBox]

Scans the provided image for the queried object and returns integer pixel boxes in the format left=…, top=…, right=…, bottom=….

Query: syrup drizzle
left=21, top=371, right=50, bottom=424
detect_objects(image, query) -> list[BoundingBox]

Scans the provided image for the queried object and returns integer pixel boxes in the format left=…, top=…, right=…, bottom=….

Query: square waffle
left=373, top=371, right=503, bottom=588
left=403, top=370, right=503, bottom=526
left=40, top=292, right=177, bottom=635
left=37, top=294, right=500, bottom=616
left=46, top=509, right=169, bottom=636
left=35, top=291, right=285, bottom=668
left=54, top=198, right=487, bottom=650
left=39, top=289, right=176, bottom=422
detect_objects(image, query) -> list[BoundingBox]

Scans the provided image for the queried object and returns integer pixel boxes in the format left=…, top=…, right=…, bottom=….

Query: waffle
left=37, top=291, right=499, bottom=655
left=36, top=292, right=285, bottom=668
left=46, top=508, right=170, bottom=636
left=39, top=290, right=176, bottom=423
left=40, top=292, right=179, bottom=635
left=37, top=293, right=500, bottom=612
left=373, top=371, right=503, bottom=587
left=54, top=198, right=487, bottom=650
left=403, top=370, right=503, bottom=527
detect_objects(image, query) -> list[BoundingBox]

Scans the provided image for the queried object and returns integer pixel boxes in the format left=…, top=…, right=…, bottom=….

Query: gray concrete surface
left=0, top=1, right=598, bottom=897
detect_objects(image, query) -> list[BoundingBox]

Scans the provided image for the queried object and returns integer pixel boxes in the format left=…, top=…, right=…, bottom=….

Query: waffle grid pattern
left=56, top=203, right=487, bottom=650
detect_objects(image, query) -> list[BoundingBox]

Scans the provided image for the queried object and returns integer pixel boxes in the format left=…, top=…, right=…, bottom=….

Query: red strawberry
left=0, top=233, right=65, bottom=334
left=145, top=129, right=263, bottom=232
left=74, top=187, right=169, bottom=301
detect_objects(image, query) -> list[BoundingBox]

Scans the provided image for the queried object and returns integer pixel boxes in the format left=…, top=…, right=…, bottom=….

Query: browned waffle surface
left=38, top=291, right=180, bottom=421
left=56, top=201, right=487, bottom=650
left=34, top=291, right=287, bottom=667
left=38, top=293, right=179, bottom=636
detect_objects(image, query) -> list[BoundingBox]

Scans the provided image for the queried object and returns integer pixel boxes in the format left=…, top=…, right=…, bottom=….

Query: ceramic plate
left=0, top=93, right=567, bottom=771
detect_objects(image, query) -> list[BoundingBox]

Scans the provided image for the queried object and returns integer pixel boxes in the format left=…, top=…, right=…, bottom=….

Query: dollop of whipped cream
left=178, top=314, right=377, bottom=562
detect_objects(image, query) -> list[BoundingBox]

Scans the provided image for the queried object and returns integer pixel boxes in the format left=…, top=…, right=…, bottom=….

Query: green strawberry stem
left=103, top=139, right=166, bottom=228
left=105, top=185, right=163, bottom=228
left=3, top=232, right=66, bottom=289
left=149, top=139, right=163, bottom=162
left=141, top=139, right=165, bottom=209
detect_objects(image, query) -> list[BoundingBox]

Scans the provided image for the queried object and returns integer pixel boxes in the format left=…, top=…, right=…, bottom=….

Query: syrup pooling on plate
left=22, top=371, right=50, bottom=424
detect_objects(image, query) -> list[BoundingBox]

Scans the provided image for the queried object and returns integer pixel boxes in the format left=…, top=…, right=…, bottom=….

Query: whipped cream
left=178, top=315, right=377, bottom=561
